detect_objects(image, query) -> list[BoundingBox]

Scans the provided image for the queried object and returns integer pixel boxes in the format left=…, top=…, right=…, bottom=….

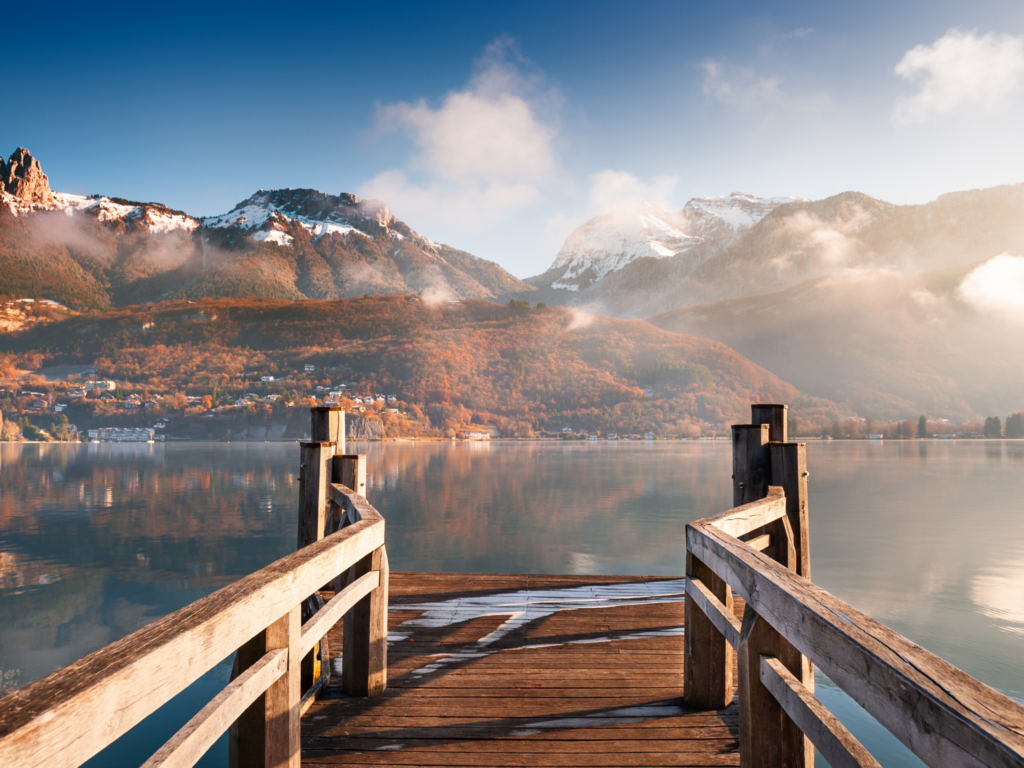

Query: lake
left=1, top=439, right=1022, bottom=766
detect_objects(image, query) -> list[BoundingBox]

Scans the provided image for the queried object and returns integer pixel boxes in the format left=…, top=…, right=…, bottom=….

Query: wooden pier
left=305, top=572, right=739, bottom=766
left=1, top=403, right=1023, bottom=768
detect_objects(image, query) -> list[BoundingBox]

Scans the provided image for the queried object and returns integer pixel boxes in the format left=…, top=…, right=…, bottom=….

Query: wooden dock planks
left=303, top=573, right=739, bottom=767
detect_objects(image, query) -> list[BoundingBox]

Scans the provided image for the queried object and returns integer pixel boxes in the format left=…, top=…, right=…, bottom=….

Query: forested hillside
left=0, top=296, right=843, bottom=436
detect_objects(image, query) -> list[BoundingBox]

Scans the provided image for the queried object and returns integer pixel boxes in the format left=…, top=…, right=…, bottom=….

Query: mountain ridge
left=0, top=148, right=535, bottom=309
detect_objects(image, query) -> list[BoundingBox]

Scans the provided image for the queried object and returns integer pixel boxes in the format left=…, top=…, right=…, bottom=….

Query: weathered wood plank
left=700, top=489, right=787, bottom=540
left=760, top=656, right=880, bottom=768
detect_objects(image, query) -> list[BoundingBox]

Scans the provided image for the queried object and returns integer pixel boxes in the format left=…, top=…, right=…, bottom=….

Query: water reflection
left=0, top=439, right=1021, bottom=768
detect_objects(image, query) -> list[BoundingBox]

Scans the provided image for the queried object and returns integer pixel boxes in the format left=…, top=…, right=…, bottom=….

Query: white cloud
left=585, top=170, right=677, bottom=215
left=360, top=37, right=560, bottom=232
left=774, top=206, right=873, bottom=266
left=540, top=171, right=678, bottom=256
left=892, top=29, right=1024, bottom=125
left=956, top=253, right=1024, bottom=314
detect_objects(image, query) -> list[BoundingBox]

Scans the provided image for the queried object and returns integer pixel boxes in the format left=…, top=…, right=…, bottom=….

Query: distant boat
left=868, top=434, right=884, bottom=439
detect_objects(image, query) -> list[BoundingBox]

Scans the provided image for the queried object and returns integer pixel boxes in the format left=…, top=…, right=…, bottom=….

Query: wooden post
left=769, top=443, right=810, bottom=579
left=733, top=424, right=770, bottom=506
left=684, top=552, right=734, bottom=709
left=342, top=544, right=389, bottom=697
left=751, top=404, right=787, bottom=443
left=228, top=634, right=266, bottom=768
left=229, top=606, right=302, bottom=768
left=732, top=406, right=812, bottom=768
left=264, top=605, right=302, bottom=768
left=334, top=454, right=367, bottom=498
left=310, top=406, right=345, bottom=452
left=297, top=441, right=335, bottom=549
left=738, top=609, right=811, bottom=768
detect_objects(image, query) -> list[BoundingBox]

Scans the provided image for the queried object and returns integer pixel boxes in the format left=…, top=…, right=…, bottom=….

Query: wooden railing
left=0, top=408, right=388, bottom=768
left=685, top=404, right=1024, bottom=768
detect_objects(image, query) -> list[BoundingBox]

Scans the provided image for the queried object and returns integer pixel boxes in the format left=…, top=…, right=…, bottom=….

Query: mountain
left=526, top=186, right=1024, bottom=319
left=0, top=295, right=844, bottom=437
left=527, top=193, right=804, bottom=297
left=0, top=148, right=534, bottom=309
left=648, top=260, right=1024, bottom=421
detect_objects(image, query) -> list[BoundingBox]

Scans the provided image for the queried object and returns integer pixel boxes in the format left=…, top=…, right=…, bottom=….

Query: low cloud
left=774, top=206, right=872, bottom=266
left=542, top=171, right=678, bottom=255
left=361, top=37, right=560, bottom=232
left=566, top=307, right=597, bottom=330
left=420, top=285, right=456, bottom=307
left=892, top=29, right=1024, bottom=125
left=956, top=254, right=1024, bottom=314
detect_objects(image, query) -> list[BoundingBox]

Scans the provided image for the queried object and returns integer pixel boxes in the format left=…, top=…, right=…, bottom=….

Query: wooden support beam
left=300, top=570, right=379, bottom=656
left=685, top=577, right=742, bottom=649
left=264, top=606, right=301, bottom=768
left=143, top=649, right=286, bottom=768
left=760, top=656, right=882, bottom=768
left=310, top=406, right=345, bottom=451
left=738, top=608, right=813, bottom=768
left=683, top=552, right=733, bottom=710
left=742, top=533, right=772, bottom=552
left=342, top=544, right=389, bottom=697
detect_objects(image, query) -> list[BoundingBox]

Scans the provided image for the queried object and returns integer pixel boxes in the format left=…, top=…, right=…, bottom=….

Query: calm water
left=1, top=440, right=1022, bottom=766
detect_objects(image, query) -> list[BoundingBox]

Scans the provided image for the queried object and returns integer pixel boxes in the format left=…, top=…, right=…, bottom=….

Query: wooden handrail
left=684, top=404, right=1024, bottom=768
left=688, top=508, right=1024, bottom=768
left=0, top=482, right=387, bottom=768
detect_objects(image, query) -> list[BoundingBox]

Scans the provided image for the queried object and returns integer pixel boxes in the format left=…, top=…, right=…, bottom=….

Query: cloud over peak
left=361, top=37, right=560, bottom=232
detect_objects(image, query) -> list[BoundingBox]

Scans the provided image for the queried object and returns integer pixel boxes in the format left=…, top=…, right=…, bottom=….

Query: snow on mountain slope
left=550, top=203, right=698, bottom=290
left=682, top=192, right=805, bottom=240
left=546, top=193, right=804, bottom=291
left=2, top=189, right=199, bottom=233
left=202, top=189, right=375, bottom=242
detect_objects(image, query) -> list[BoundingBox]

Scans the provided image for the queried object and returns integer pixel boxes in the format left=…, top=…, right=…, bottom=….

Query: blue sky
left=6, top=0, right=1024, bottom=276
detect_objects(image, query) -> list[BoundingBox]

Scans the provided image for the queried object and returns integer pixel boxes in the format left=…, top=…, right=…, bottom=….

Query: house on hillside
left=304, top=364, right=316, bottom=372
left=261, top=376, right=275, bottom=383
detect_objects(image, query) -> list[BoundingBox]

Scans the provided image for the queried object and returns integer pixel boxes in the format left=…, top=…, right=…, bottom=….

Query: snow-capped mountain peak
left=545, top=192, right=806, bottom=292
left=201, top=189, right=405, bottom=246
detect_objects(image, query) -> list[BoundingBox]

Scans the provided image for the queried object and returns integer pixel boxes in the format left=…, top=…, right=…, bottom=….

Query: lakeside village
left=0, top=362, right=1022, bottom=442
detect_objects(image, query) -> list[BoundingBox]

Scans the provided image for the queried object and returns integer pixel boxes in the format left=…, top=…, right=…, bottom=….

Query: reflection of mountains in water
left=0, top=443, right=300, bottom=686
